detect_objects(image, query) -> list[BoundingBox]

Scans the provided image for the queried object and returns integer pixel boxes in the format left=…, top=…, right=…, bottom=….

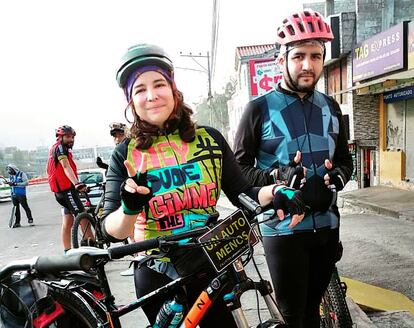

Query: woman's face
left=131, top=71, right=175, bottom=129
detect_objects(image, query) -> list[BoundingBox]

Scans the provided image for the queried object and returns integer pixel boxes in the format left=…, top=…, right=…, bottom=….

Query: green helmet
left=116, top=43, right=174, bottom=88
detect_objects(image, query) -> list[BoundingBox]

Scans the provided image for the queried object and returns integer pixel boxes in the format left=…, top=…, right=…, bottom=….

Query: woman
left=101, top=43, right=305, bottom=327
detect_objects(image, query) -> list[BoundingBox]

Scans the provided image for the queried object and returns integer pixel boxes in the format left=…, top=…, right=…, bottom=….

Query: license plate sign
left=198, top=209, right=258, bottom=273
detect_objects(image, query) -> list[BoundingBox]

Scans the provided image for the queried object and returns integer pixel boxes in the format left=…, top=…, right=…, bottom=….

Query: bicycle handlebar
left=0, top=194, right=263, bottom=278
left=0, top=254, right=94, bottom=280
left=108, top=226, right=210, bottom=260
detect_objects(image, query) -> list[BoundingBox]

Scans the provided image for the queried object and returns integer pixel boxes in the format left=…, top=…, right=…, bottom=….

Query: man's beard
left=290, top=72, right=319, bottom=93
left=63, top=141, right=74, bottom=149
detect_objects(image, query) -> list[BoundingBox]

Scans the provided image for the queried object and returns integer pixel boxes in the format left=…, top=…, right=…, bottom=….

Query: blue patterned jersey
left=234, top=85, right=353, bottom=236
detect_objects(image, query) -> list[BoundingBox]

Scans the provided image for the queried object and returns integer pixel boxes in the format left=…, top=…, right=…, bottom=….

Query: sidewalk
left=338, top=185, right=414, bottom=221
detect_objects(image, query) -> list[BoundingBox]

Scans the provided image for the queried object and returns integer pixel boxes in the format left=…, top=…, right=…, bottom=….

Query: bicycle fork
left=223, top=259, right=285, bottom=327
left=180, top=260, right=285, bottom=328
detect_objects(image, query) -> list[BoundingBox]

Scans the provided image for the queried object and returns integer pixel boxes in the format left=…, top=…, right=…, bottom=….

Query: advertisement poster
left=249, top=58, right=282, bottom=98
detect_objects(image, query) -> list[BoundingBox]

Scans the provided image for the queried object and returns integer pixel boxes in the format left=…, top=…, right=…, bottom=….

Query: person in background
left=101, top=43, right=306, bottom=327
left=46, top=125, right=92, bottom=252
left=95, top=121, right=133, bottom=276
left=233, top=9, right=353, bottom=327
left=96, top=122, right=128, bottom=171
left=7, top=164, right=34, bottom=228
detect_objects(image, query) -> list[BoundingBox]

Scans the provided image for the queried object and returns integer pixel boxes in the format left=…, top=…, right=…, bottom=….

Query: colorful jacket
left=103, top=126, right=257, bottom=241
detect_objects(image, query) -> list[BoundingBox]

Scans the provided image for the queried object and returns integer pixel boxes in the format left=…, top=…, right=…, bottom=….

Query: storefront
left=352, top=21, right=414, bottom=189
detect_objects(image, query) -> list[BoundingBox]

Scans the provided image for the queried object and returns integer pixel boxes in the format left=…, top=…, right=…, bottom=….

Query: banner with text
left=249, top=58, right=282, bottom=98
left=352, top=22, right=406, bottom=83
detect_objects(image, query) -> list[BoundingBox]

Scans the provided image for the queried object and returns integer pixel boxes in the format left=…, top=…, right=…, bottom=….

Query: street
left=1, top=184, right=413, bottom=327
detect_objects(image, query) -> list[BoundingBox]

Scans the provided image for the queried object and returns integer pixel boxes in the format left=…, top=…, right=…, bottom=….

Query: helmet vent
left=287, top=24, right=295, bottom=35
left=308, top=22, right=314, bottom=33
left=298, top=22, right=305, bottom=32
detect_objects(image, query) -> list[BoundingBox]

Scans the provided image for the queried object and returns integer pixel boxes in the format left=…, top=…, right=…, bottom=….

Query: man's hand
left=272, top=186, right=306, bottom=228
left=271, top=151, right=306, bottom=189
left=120, top=154, right=153, bottom=215
left=324, top=159, right=348, bottom=192
left=75, top=182, right=87, bottom=192
left=7, top=181, right=16, bottom=186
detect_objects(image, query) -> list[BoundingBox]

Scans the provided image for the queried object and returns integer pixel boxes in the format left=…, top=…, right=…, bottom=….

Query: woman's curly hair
left=124, top=88, right=196, bottom=149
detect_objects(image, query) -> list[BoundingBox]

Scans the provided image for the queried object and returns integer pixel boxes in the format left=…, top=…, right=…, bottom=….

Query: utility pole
left=179, top=51, right=213, bottom=125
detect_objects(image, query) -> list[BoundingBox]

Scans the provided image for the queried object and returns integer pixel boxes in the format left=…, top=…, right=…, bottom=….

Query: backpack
left=0, top=273, right=48, bottom=327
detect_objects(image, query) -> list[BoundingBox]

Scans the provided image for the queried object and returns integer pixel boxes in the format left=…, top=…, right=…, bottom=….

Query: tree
left=194, top=78, right=236, bottom=140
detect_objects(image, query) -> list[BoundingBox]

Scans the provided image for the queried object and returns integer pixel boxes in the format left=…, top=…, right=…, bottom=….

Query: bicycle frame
left=182, top=258, right=283, bottom=328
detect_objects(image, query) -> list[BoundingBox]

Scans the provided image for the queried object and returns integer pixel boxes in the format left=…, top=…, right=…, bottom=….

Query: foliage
left=193, top=79, right=236, bottom=138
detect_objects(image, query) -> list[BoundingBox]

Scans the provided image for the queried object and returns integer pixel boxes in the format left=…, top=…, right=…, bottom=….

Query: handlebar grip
left=238, top=193, right=262, bottom=215
left=35, top=254, right=94, bottom=273
left=108, top=238, right=160, bottom=260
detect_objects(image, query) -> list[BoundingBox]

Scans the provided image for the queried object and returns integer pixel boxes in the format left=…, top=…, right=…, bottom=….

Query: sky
left=0, top=0, right=310, bottom=150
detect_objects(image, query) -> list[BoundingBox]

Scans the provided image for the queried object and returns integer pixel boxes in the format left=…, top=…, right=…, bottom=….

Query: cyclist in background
left=6, top=164, right=34, bottom=228
left=101, top=43, right=306, bottom=327
left=46, top=125, right=91, bottom=253
left=96, top=122, right=128, bottom=171
left=233, top=10, right=353, bottom=327
left=96, top=121, right=134, bottom=276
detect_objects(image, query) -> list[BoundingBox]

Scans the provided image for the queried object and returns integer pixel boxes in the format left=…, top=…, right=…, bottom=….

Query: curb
left=340, top=197, right=401, bottom=219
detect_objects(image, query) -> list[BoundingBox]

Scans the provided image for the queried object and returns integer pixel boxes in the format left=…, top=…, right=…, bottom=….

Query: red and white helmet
left=55, top=125, right=76, bottom=137
left=276, top=9, right=334, bottom=46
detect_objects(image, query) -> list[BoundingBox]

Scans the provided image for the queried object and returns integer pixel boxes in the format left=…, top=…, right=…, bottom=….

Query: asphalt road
left=1, top=184, right=413, bottom=327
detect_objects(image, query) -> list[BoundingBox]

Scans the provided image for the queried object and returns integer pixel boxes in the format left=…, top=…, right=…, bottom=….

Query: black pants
left=54, top=189, right=84, bottom=216
left=263, top=228, right=339, bottom=328
left=134, top=264, right=238, bottom=327
left=12, top=195, right=33, bottom=224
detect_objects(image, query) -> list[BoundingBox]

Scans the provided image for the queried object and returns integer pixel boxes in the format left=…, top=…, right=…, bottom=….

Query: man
left=96, top=122, right=127, bottom=171
left=233, top=9, right=353, bottom=327
left=46, top=125, right=89, bottom=252
left=7, top=164, right=34, bottom=228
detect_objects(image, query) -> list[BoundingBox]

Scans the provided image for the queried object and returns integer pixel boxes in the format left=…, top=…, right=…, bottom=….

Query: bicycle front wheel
left=320, top=273, right=353, bottom=328
left=71, top=213, right=98, bottom=249
left=9, top=205, right=16, bottom=228
left=49, top=288, right=103, bottom=327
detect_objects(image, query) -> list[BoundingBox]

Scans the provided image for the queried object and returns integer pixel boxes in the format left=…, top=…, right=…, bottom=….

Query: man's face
left=62, top=134, right=75, bottom=148
left=279, top=42, right=324, bottom=93
left=113, top=132, right=125, bottom=145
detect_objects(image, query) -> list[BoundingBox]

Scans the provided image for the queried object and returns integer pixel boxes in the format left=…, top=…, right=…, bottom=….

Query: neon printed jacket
left=233, top=85, right=353, bottom=236
left=103, top=126, right=256, bottom=241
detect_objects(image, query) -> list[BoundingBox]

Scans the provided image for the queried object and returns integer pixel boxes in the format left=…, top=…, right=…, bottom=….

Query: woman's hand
left=272, top=186, right=306, bottom=228
left=120, top=154, right=153, bottom=215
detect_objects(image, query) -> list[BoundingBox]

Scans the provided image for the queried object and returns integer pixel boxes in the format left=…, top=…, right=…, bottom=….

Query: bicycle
left=2, top=176, right=17, bottom=229
left=0, top=253, right=102, bottom=327
left=320, top=264, right=353, bottom=328
left=2, top=193, right=286, bottom=327
left=8, top=203, right=17, bottom=229
left=71, top=183, right=109, bottom=249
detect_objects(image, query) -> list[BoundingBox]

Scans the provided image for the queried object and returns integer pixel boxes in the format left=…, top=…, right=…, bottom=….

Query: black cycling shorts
left=54, top=189, right=84, bottom=217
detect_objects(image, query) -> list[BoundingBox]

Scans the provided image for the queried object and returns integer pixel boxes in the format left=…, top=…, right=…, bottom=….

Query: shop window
left=405, top=99, right=414, bottom=180
left=386, top=102, right=405, bottom=151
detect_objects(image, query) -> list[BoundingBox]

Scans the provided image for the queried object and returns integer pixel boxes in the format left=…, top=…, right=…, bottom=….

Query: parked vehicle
left=77, top=169, right=106, bottom=207
left=0, top=176, right=11, bottom=201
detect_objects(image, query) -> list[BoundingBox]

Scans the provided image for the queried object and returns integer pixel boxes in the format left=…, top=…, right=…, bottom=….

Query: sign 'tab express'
left=353, top=22, right=406, bottom=83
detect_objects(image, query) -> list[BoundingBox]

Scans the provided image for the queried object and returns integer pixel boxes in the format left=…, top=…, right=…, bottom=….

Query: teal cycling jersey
left=233, top=84, right=353, bottom=236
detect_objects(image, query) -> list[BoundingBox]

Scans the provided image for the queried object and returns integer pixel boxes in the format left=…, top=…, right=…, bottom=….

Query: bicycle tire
left=48, top=287, right=103, bottom=327
left=71, top=213, right=99, bottom=249
left=320, top=273, right=353, bottom=328
left=9, top=205, right=16, bottom=228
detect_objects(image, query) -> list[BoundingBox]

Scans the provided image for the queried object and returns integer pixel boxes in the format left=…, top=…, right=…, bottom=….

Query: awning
left=353, top=69, right=414, bottom=95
